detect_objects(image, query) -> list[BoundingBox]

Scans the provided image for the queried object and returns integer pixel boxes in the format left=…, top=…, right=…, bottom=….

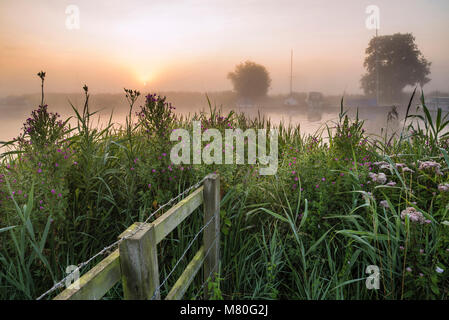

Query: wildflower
left=406, top=267, right=412, bottom=273
left=55, top=163, right=59, bottom=167
left=148, top=184, right=151, bottom=188
left=400, top=207, right=426, bottom=224
left=374, top=161, right=390, bottom=169
left=152, top=169, right=156, bottom=173
left=51, top=189, right=56, bottom=194
left=386, top=181, right=396, bottom=187
left=438, top=183, right=449, bottom=193
left=321, top=177, right=326, bottom=182
left=435, top=267, right=444, bottom=274
left=57, top=193, right=62, bottom=198
left=418, top=161, right=443, bottom=175
left=399, top=246, right=404, bottom=250
left=380, top=200, right=389, bottom=208
left=401, top=167, right=414, bottom=173
left=369, top=172, right=387, bottom=184
left=130, top=167, right=135, bottom=171
left=73, top=161, right=78, bottom=165
left=38, top=168, right=42, bottom=173
left=419, top=273, right=424, bottom=277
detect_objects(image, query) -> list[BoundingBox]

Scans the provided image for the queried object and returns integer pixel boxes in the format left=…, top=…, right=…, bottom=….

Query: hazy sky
left=1, top=0, right=449, bottom=96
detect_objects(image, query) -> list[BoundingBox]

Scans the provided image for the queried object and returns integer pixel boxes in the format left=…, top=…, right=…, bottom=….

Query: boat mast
left=290, top=49, right=293, bottom=96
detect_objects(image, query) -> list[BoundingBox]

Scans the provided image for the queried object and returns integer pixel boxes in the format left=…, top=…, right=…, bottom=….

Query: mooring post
left=203, top=173, right=220, bottom=299
left=119, top=223, right=160, bottom=300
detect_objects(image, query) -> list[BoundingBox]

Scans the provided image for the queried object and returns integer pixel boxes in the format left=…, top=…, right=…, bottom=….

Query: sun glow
left=136, top=71, right=156, bottom=88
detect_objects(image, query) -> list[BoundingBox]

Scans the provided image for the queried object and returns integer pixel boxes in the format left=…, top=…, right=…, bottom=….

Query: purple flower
left=51, top=189, right=56, bottom=194
left=38, top=168, right=42, bottom=173
left=55, top=163, right=59, bottom=167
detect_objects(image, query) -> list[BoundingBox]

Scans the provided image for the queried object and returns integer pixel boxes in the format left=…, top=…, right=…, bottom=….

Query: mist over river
left=0, top=92, right=417, bottom=147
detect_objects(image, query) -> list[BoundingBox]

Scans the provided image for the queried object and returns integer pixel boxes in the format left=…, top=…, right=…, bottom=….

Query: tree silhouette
left=228, top=61, right=271, bottom=99
left=361, top=33, right=431, bottom=102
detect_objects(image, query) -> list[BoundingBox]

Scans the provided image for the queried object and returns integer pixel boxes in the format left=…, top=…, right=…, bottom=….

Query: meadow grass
left=0, top=77, right=448, bottom=300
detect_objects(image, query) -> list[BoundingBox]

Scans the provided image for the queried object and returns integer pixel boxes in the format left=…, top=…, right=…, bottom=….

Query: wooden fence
left=54, top=174, right=220, bottom=300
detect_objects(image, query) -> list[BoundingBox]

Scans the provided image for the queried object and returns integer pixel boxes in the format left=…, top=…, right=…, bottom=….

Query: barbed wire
left=192, top=258, right=219, bottom=300
left=151, top=218, right=217, bottom=300
left=36, top=176, right=207, bottom=300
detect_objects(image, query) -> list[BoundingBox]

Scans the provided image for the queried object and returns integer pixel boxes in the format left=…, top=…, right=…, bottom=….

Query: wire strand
left=150, top=216, right=217, bottom=300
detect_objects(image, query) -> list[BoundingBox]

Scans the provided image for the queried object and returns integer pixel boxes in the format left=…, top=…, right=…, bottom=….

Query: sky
left=1, top=0, right=449, bottom=96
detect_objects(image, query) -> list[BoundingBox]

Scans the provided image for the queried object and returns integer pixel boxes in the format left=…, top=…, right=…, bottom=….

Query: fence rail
left=53, top=174, right=220, bottom=300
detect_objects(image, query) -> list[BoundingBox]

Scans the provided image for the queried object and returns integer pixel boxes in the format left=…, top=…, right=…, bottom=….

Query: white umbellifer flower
left=438, top=183, right=449, bottom=193
left=369, top=172, right=387, bottom=184
left=401, top=207, right=426, bottom=224
left=435, top=267, right=444, bottom=273
left=377, top=173, right=387, bottom=184
left=418, top=161, right=443, bottom=175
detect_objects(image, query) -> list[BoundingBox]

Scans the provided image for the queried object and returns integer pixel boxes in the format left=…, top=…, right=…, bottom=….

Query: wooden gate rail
left=54, top=174, right=220, bottom=300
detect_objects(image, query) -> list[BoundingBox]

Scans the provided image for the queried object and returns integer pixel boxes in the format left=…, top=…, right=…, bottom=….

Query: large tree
left=228, top=61, right=271, bottom=99
left=361, top=33, right=431, bottom=102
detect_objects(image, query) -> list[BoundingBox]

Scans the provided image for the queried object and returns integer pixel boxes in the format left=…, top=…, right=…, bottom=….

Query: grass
left=0, top=74, right=448, bottom=300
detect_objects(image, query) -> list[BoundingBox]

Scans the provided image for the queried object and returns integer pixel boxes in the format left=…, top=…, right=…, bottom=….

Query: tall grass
left=0, top=75, right=448, bottom=299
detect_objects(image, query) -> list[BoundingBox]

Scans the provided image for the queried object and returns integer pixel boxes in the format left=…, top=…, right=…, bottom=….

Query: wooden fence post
left=119, top=223, right=160, bottom=300
left=203, top=173, right=220, bottom=299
